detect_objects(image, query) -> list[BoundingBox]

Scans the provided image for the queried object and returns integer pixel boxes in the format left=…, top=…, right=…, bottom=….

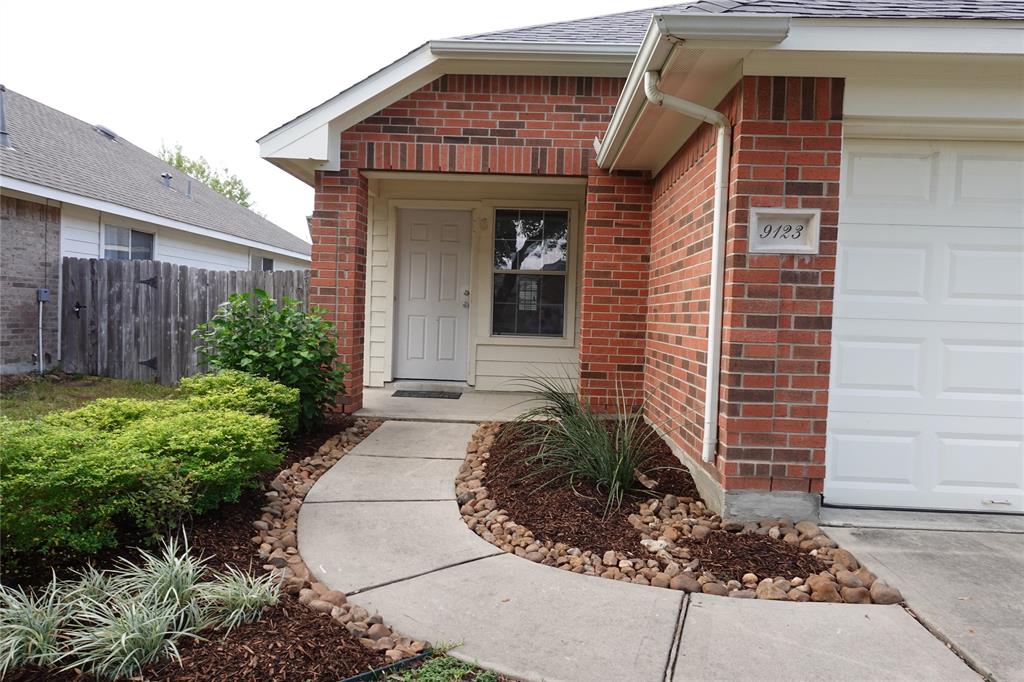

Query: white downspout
left=643, top=70, right=730, bottom=463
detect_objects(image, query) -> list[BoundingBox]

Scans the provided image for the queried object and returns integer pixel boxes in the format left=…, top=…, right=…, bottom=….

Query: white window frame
left=480, top=200, right=579, bottom=349
left=103, top=223, right=156, bottom=261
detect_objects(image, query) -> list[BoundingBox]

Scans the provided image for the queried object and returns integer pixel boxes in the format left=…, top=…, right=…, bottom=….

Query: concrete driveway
left=823, top=509, right=1024, bottom=682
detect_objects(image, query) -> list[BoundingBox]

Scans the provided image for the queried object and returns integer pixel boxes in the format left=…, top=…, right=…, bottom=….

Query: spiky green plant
left=66, top=565, right=112, bottom=603
left=60, top=592, right=198, bottom=680
left=0, top=574, right=74, bottom=673
left=109, top=537, right=208, bottom=631
left=198, top=567, right=280, bottom=633
left=508, top=374, right=662, bottom=516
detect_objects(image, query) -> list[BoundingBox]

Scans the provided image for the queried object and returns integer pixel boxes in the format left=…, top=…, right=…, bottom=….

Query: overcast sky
left=1, top=0, right=659, bottom=242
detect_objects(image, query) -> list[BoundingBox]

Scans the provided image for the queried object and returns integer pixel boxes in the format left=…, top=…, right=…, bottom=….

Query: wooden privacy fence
left=61, top=257, right=310, bottom=385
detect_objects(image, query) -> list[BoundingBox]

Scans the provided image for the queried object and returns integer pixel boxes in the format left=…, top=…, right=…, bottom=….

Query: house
left=0, top=86, right=311, bottom=374
left=259, top=0, right=1024, bottom=519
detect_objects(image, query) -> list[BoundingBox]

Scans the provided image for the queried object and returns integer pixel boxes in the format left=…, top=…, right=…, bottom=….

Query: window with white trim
left=104, top=225, right=153, bottom=261
left=491, top=208, right=568, bottom=337
left=261, top=257, right=274, bottom=271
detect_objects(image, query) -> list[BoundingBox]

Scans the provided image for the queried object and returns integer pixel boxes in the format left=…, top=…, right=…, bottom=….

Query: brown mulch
left=140, top=596, right=386, bottom=682
left=6, top=412, right=396, bottom=682
left=485, top=422, right=699, bottom=555
left=486, top=423, right=825, bottom=580
left=682, top=531, right=826, bottom=582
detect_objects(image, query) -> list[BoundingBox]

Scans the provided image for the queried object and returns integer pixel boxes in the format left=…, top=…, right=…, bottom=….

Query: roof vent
left=160, top=172, right=173, bottom=187
left=0, top=85, right=11, bottom=149
left=94, top=124, right=118, bottom=140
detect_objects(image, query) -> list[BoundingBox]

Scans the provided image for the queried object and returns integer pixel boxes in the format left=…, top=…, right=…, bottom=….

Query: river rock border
left=457, top=422, right=903, bottom=605
left=250, top=418, right=429, bottom=663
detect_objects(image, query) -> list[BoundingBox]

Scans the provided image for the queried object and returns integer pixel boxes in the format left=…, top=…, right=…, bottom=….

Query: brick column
left=312, top=166, right=368, bottom=413
left=578, top=165, right=652, bottom=411
left=717, top=76, right=844, bottom=495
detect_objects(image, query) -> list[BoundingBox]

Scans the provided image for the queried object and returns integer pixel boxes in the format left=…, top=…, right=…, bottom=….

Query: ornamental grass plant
left=0, top=539, right=280, bottom=680
left=508, top=374, right=663, bottom=517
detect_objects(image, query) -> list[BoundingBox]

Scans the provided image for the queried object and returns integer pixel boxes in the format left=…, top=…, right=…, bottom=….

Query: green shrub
left=178, top=370, right=300, bottom=436
left=44, top=398, right=182, bottom=432
left=109, top=409, right=280, bottom=513
left=193, top=289, right=348, bottom=431
left=0, top=418, right=189, bottom=562
left=508, top=376, right=661, bottom=516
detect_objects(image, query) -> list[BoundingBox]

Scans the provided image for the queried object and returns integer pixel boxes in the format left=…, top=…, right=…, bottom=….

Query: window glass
left=104, top=225, right=130, bottom=260
left=261, top=257, right=274, bottom=272
left=491, top=208, right=569, bottom=337
left=130, top=231, right=154, bottom=261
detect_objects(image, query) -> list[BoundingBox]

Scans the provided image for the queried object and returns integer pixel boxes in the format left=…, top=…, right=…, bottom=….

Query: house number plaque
left=748, top=208, right=821, bottom=255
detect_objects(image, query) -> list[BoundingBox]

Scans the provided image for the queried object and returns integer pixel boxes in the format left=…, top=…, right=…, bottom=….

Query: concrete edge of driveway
left=298, top=420, right=980, bottom=682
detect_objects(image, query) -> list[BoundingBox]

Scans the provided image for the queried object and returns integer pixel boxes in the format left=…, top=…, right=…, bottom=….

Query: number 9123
left=760, top=223, right=805, bottom=240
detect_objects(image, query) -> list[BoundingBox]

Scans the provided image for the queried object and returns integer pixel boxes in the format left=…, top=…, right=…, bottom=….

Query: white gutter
left=643, top=70, right=731, bottom=464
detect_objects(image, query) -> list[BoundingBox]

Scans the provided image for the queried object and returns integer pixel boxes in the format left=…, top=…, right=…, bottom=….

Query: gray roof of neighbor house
left=0, top=87, right=310, bottom=256
left=459, top=1, right=1024, bottom=44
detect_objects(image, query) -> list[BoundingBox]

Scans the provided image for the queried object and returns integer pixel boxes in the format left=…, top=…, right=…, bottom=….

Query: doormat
left=392, top=390, right=462, bottom=400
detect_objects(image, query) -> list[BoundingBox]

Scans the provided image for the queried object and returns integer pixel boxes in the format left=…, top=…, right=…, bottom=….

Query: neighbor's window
left=104, top=225, right=154, bottom=261
left=261, top=257, right=274, bottom=272
left=492, top=208, right=568, bottom=337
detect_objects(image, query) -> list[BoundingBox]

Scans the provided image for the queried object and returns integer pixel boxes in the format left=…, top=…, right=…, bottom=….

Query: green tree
left=158, top=144, right=254, bottom=208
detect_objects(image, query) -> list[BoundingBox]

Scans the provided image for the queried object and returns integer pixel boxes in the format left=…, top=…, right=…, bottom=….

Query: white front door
left=394, top=208, right=472, bottom=381
left=825, top=138, right=1024, bottom=513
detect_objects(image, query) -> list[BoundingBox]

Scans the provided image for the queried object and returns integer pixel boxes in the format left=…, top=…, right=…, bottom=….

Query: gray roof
left=0, top=87, right=310, bottom=256
left=460, top=1, right=1024, bottom=44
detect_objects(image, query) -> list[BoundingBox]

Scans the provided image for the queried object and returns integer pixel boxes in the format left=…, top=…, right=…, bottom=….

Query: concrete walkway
left=825, top=511, right=1024, bottom=682
left=298, top=421, right=979, bottom=682
left=358, top=387, right=533, bottom=422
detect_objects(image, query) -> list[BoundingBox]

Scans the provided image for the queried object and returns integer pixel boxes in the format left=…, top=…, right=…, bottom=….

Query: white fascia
left=259, top=40, right=637, bottom=185
left=0, top=176, right=312, bottom=262
left=596, top=15, right=1024, bottom=169
left=596, top=14, right=791, bottom=169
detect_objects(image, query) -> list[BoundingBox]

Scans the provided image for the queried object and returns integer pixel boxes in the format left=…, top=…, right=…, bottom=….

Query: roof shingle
left=459, top=0, right=1024, bottom=44
left=0, top=88, right=310, bottom=256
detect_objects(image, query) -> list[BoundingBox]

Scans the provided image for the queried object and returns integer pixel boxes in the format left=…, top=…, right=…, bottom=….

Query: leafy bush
left=0, top=418, right=190, bottom=561
left=508, top=376, right=661, bottom=516
left=178, top=370, right=300, bottom=436
left=110, top=410, right=280, bottom=513
left=193, top=289, right=348, bottom=431
left=44, top=397, right=181, bottom=432
left=0, top=540, right=278, bottom=679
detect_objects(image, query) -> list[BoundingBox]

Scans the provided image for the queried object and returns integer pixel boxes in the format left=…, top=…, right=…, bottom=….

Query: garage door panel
left=843, top=140, right=1024, bottom=228
left=827, top=138, right=1024, bottom=513
left=832, top=319, right=1022, bottom=419
left=826, top=413, right=1024, bottom=512
left=837, top=225, right=1024, bottom=324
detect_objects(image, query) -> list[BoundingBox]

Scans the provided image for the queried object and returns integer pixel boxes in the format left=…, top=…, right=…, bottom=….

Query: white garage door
left=825, top=138, right=1024, bottom=513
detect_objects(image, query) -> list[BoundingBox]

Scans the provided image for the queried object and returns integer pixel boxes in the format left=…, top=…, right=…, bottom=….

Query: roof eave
left=596, top=14, right=792, bottom=170
left=258, top=39, right=638, bottom=186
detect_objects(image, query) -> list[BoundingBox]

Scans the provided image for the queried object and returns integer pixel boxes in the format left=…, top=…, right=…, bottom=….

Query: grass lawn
left=0, top=372, right=174, bottom=420
left=389, top=654, right=500, bottom=681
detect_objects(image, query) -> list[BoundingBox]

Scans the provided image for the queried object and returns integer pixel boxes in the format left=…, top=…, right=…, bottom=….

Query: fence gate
left=60, top=258, right=309, bottom=385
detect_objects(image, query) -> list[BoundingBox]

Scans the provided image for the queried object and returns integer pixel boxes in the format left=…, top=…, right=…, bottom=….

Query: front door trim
left=386, top=200, right=483, bottom=385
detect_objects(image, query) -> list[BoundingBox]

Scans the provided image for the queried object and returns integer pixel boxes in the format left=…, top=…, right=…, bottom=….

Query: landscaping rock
left=870, top=581, right=904, bottom=605
left=756, top=581, right=789, bottom=601
left=670, top=575, right=701, bottom=593
left=702, top=582, right=729, bottom=596
left=841, top=586, right=872, bottom=604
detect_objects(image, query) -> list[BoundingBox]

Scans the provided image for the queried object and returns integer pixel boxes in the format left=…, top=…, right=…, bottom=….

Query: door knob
left=463, top=289, right=470, bottom=296
left=462, top=301, right=470, bottom=308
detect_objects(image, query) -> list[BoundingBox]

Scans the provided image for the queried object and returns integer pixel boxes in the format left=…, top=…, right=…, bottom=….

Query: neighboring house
left=260, top=1, right=1024, bottom=518
left=0, top=86, right=311, bottom=374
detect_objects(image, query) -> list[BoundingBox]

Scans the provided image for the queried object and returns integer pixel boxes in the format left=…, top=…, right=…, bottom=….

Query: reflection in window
left=492, top=209, right=568, bottom=337
left=104, top=225, right=153, bottom=261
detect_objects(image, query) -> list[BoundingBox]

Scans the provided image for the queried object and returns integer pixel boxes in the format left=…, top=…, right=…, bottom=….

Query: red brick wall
left=310, top=75, right=626, bottom=410
left=718, top=75, right=844, bottom=495
left=579, top=169, right=652, bottom=409
left=643, top=76, right=843, bottom=496
left=644, top=85, right=741, bottom=481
